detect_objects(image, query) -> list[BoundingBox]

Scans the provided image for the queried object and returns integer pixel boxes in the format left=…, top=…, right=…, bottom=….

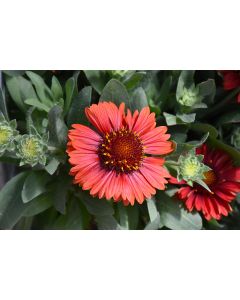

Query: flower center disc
left=203, top=170, right=217, bottom=186
left=98, top=128, right=144, bottom=173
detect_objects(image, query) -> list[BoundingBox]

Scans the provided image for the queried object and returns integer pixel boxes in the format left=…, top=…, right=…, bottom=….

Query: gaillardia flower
left=219, top=71, right=240, bottom=103
left=170, top=144, right=240, bottom=220
left=67, top=102, right=173, bottom=205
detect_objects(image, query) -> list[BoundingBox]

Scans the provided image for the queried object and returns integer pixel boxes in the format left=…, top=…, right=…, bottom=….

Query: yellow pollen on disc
left=98, top=128, right=144, bottom=174
left=203, top=170, right=217, bottom=186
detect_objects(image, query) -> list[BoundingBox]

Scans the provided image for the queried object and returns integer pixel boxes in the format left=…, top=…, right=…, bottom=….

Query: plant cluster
left=0, top=70, right=239, bottom=230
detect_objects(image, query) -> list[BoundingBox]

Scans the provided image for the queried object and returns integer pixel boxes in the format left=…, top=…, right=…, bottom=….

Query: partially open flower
left=0, top=114, right=18, bottom=155
left=16, top=134, right=48, bottom=166
left=170, top=144, right=240, bottom=220
left=67, top=102, right=174, bottom=205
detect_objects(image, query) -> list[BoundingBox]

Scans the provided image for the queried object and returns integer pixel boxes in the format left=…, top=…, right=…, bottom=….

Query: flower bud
left=178, top=86, right=202, bottom=107
left=0, top=114, right=18, bottom=155
left=178, top=150, right=211, bottom=185
left=16, top=134, right=48, bottom=166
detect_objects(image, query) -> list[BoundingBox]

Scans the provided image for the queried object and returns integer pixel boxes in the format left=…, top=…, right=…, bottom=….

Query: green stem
left=201, top=87, right=240, bottom=119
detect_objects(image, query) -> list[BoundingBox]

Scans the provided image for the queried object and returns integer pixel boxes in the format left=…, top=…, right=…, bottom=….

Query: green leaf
left=163, top=112, right=196, bottom=125
left=23, top=193, right=52, bottom=217
left=79, top=190, right=121, bottom=230
left=51, top=76, right=63, bottom=100
left=163, top=112, right=177, bottom=126
left=197, top=79, right=216, bottom=103
left=48, top=105, right=68, bottom=149
left=80, top=190, right=114, bottom=216
left=177, top=113, right=196, bottom=123
left=45, top=157, right=60, bottom=175
left=25, top=98, right=50, bottom=112
left=123, top=72, right=146, bottom=90
left=0, top=87, right=8, bottom=119
left=0, top=172, right=29, bottom=229
left=100, top=79, right=131, bottom=109
left=84, top=70, right=109, bottom=94
left=51, top=174, right=71, bottom=214
left=26, top=71, right=53, bottom=107
left=144, top=215, right=161, bottom=230
left=131, top=87, right=148, bottom=111
left=6, top=76, right=37, bottom=112
left=95, top=215, right=121, bottom=230
left=145, top=197, right=162, bottom=230
left=117, top=202, right=129, bottom=229
left=52, top=199, right=84, bottom=229
left=157, top=192, right=202, bottom=230
left=126, top=205, right=139, bottom=229
left=64, top=77, right=75, bottom=113
left=157, top=76, right=172, bottom=108
left=67, top=86, right=92, bottom=126
left=3, top=70, right=25, bottom=76
left=217, top=111, right=240, bottom=125
left=147, top=198, right=159, bottom=222
left=21, top=171, right=51, bottom=203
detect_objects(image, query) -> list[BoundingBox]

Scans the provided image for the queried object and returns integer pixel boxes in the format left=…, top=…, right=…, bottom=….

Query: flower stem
left=201, top=87, right=240, bottom=119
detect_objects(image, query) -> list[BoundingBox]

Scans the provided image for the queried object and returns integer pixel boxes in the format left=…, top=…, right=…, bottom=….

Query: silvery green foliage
left=0, top=113, right=19, bottom=155
left=15, top=127, right=48, bottom=167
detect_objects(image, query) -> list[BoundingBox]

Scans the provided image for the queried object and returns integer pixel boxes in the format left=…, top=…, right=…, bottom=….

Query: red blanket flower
left=220, top=71, right=240, bottom=103
left=67, top=102, right=173, bottom=205
left=170, top=144, right=240, bottom=220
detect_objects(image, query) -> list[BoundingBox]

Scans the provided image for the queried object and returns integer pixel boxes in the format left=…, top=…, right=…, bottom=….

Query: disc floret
left=98, top=127, right=144, bottom=174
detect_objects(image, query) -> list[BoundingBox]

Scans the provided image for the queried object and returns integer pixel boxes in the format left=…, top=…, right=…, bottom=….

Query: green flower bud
left=178, top=150, right=211, bottom=185
left=16, top=134, right=48, bottom=167
left=178, top=85, right=203, bottom=107
left=231, top=127, right=240, bottom=150
left=0, top=114, right=18, bottom=155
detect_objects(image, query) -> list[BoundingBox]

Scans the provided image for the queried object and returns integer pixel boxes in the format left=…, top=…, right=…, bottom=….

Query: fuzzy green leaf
left=100, top=79, right=131, bottom=109
left=48, top=105, right=68, bottom=149
left=157, top=192, right=202, bottom=230
left=21, top=171, right=51, bottom=203
left=6, top=76, right=37, bottom=112
left=67, top=86, right=92, bottom=126
left=0, top=172, right=29, bottom=229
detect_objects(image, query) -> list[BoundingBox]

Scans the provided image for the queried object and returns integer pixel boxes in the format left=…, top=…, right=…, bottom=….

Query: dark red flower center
left=98, top=128, right=144, bottom=173
left=203, top=170, right=217, bottom=186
